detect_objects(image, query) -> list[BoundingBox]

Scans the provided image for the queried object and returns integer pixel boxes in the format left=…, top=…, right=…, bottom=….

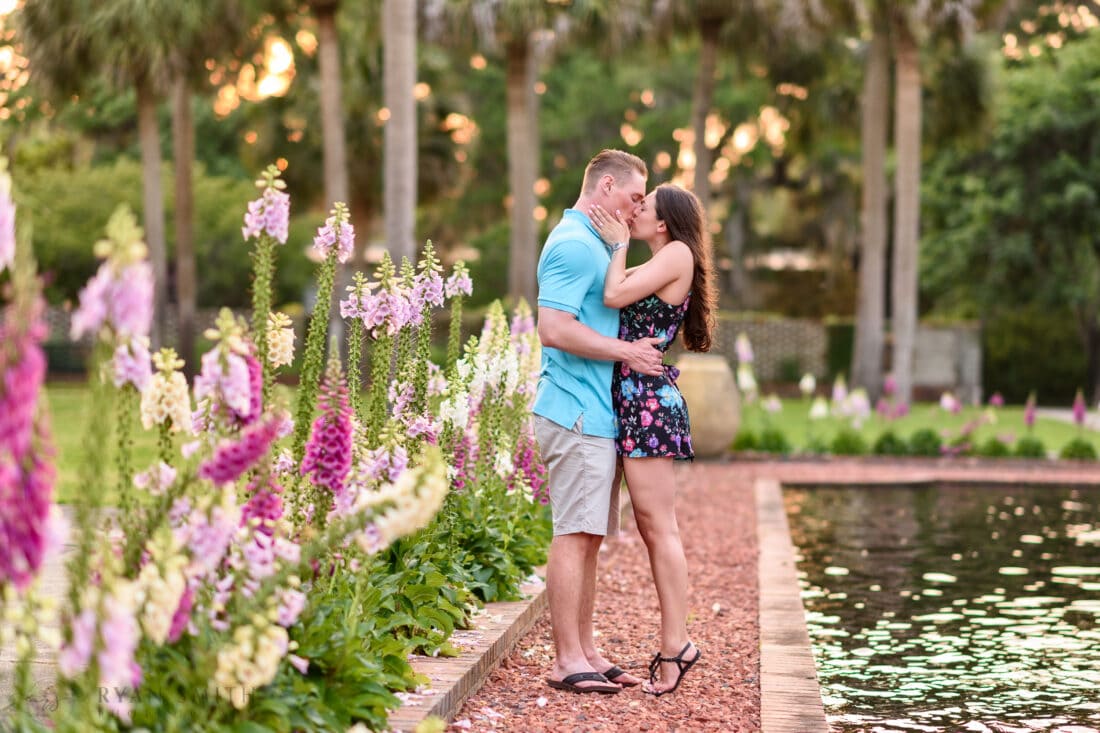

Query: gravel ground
left=451, top=462, right=760, bottom=732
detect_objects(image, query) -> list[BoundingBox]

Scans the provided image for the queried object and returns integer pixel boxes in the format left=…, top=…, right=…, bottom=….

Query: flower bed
left=0, top=163, right=549, bottom=731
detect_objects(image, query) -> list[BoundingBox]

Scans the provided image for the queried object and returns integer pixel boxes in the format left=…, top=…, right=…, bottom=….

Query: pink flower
left=194, top=348, right=254, bottom=423
left=640, top=410, right=653, bottom=427
left=883, top=373, right=897, bottom=397
left=58, top=608, right=97, bottom=677
left=71, top=262, right=154, bottom=340
left=242, top=188, right=290, bottom=244
left=1024, top=392, right=1037, bottom=430
left=989, top=392, right=1005, bottom=408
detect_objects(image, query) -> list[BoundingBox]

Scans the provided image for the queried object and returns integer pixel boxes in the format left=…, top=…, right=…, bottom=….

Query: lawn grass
left=43, top=382, right=1100, bottom=503
left=736, top=397, right=1100, bottom=455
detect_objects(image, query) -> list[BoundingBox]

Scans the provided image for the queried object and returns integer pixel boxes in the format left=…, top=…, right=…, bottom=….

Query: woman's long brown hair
left=655, top=184, right=717, bottom=352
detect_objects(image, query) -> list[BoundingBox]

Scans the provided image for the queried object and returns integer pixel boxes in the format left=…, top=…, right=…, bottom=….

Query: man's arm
left=538, top=307, right=664, bottom=376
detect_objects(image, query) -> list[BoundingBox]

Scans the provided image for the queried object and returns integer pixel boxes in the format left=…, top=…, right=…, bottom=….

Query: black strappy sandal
left=644, top=642, right=701, bottom=697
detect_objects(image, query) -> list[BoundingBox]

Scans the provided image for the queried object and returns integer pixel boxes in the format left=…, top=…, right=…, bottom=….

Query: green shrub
left=778, top=356, right=802, bottom=383
left=17, top=159, right=313, bottom=308
left=983, top=306, right=1086, bottom=405
left=976, top=436, right=1012, bottom=458
left=1060, top=438, right=1099, bottom=461
left=830, top=427, right=867, bottom=455
left=908, top=428, right=943, bottom=457
left=804, top=434, right=830, bottom=455
left=758, top=427, right=792, bottom=454
left=1015, top=435, right=1047, bottom=458
left=731, top=429, right=759, bottom=451
left=825, top=318, right=854, bottom=382
left=872, top=431, right=909, bottom=456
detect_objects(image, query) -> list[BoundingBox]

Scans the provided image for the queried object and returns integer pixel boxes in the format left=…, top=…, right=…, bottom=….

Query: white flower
left=762, top=394, right=782, bottom=414
left=809, top=396, right=829, bottom=420
left=267, top=312, right=295, bottom=368
left=735, top=332, right=754, bottom=364
left=799, top=373, right=816, bottom=397
left=736, top=363, right=757, bottom=398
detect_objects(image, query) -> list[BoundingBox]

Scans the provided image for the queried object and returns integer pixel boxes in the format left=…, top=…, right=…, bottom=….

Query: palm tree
left=310, top=0, right=350, bottom=209
left=168, top=0, right=256, bottom=372
left=431, top=0, right=648, bottom=306
left=383, top=0, right=417, bottom=263
left=851, top=7, right=889, bottom=399
left=19, top=0, right=173, bottom=348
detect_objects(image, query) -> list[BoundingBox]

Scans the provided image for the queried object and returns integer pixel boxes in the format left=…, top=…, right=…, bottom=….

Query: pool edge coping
left=756, top=477, right=830, bottom=733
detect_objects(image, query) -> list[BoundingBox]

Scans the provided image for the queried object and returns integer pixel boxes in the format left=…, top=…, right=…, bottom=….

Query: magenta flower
left=989, top=392, right=1005, bottom=408
left=199, top=414, right=284, bottom=485
left=242, top=188, right=290, bottom=244
left=241, top=482, right=284, bottom=536
left=1073, top=389, right=1087, bottom=427
left=58, top=608, right=97, bottom=677
left=883, top=373, right=897, bottom=397
left=167, top=584, right=194, bottom=643
left=1024, top=392, right=1037, bottom=430
left=301, top=358, right=353, bottom=497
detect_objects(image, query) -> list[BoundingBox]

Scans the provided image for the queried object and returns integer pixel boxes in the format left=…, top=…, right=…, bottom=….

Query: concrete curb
left=755, top=478, right=828, bottom=733
left=386, top=577, right=547, bottom=731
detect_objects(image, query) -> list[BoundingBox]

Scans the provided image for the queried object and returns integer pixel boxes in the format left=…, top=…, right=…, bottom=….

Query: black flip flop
left=601, top=665, right=641, bottom=687
left=644, top=642, right=701, bottom=697
left=546, top=671, right=621, bottom=695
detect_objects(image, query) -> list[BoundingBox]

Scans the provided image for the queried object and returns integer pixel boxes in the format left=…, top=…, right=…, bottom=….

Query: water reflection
left=785, top=484, right=1100, bottom=732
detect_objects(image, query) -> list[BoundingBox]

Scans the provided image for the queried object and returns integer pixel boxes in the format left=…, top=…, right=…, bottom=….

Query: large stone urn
left=674, top=353, right=741, bottom=458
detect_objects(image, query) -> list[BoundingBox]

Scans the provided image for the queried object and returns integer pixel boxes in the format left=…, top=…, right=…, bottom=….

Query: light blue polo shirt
left=533, top=209, right=619, bottom=438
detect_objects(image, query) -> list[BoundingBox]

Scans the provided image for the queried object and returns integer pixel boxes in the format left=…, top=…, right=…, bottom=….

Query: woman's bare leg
left=623, top=456, right=698, bottom=693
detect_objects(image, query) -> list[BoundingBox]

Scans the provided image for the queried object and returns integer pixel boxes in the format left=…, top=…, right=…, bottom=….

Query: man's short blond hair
left=581, top=149, right=647, bottom=193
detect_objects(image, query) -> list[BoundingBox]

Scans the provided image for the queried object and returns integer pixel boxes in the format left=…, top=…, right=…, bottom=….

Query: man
left=533, top=149, right=664, bottom=694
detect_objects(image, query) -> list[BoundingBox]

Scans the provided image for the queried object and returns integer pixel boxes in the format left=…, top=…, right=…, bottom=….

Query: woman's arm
left=589, top=205, right=690, bottom=308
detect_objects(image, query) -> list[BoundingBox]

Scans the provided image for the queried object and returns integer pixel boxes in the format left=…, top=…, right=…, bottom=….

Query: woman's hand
left=588, top=204, right=630, bottom=247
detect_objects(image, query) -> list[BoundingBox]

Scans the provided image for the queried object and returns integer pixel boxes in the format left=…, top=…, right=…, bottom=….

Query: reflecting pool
left=785, top=483, right=1100, bottom=732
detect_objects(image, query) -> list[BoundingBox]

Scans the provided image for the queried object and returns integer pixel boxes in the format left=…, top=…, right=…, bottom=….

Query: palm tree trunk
left=692, top=21, right=719, bottom=207
left=506, top=36, right=538, bottom=307
left=724, top=177, right=753, bottom=307
left=891, top=26, right=922, bottom=405
left=383, top=0, right=417, bottom=264
left=171, top=76, right=196, bottom=376
left=136, top=79, right=167, bottom=349
left=315, top=2, right=349, bottom=347
left=851, top=23, right=889, bottom=399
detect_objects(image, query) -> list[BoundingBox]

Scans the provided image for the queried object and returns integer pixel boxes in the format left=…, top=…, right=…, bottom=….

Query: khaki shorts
left=533, top=414, right=620, bottom=537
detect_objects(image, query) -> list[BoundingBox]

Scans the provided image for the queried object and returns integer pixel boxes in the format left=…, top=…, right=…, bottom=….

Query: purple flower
left=277, top=588, right=306, bottom=627
left=242, top=188, right=290, bottom=244
left=58, top=608, right=97, bottom=677
left=112, top=338, right=152, bottom=390
left=194, top=348, right=255, bottom=424
left=1073, top=389, right=1087, bottom=427
left=71, top=262, right=154, bottom=340
left=414, top=271, right=445, bottom=309
left=300, top=360, right=353, bottom=496
left=199, top=414, right=284, bottom=485
left=445, top=271, right=473, bottom=298
left=312, top=215, right=355, bottom=264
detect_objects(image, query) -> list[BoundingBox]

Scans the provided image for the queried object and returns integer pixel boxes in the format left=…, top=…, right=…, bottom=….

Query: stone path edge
left=756, top=478, right=828, bottom=733
left=386, top=576, right=547, bottom=732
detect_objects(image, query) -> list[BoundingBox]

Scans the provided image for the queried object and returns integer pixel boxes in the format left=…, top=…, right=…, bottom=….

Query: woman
left=588, top=183, right=716, bottom=696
